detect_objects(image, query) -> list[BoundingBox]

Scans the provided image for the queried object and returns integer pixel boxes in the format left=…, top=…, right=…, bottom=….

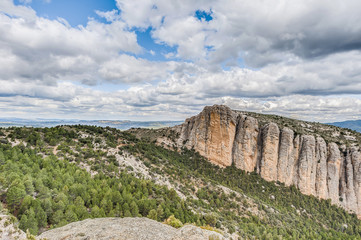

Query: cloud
left=1, top=0, right=361, bottom=122
left=116, top=0, right=361, bottom=67
left=0, top=0, right=141, bottom=85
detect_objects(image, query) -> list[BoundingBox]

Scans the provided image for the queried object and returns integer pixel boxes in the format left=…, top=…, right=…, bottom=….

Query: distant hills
left=328, top=120, right=361, bottom=133
left=0, top=118, right=182, bottom=130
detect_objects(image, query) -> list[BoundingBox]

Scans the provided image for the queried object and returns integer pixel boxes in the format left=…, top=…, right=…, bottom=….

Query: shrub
left=163, top=215, right=183, bottom=228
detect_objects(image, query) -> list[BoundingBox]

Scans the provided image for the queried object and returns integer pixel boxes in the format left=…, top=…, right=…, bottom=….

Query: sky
left=1, top=0, right=361, bottom=122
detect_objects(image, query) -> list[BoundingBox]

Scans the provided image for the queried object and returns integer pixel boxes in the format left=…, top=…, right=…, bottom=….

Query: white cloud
left=0, top=0, right=141, bottom=85
left=1, top=0, right=361, bottom=122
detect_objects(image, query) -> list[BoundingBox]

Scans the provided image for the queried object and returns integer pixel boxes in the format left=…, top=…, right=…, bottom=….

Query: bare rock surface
left=0, top=213, right=26, bottom=240
left=259, top=123, right=280, bottom=182
left=37, top=217, right=227, bottom=240
left=177, top=105, right=237, bottom=167
left=232, top=115, right=259, bottom=172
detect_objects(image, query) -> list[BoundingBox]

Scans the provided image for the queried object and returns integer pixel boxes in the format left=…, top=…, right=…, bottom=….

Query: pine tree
left=6, top=183, right=26, bottom=212
left=130, top=201, right=139, bottom=217
left=147, top=209, right=157, bottom=220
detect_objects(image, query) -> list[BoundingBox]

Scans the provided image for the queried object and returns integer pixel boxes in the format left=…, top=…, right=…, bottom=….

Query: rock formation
left=175, top=105, right=361, bottom=218
left=37, top=217, right=227, bottom=240
left=0, top=213, right=26, bottom=240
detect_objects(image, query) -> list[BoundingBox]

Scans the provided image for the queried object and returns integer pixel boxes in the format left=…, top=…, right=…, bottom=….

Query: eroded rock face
left=232, top=115, right=259, bottom=172
left=259, top=123, right=280, bottom=182
left=174, top=105, right=361, bottom=218
left=277, top=127, right=294, bottom=184
left=315, top=137, right=328, bottom=199
left=177, top=105, right=237, bottom=166
left=327, top=143, right=342, bottom=205
left=351, top=150, right=361, bottom=218
left=297, top=135, right=316, bottom=195
left=340, top=150, right=357, bottom=213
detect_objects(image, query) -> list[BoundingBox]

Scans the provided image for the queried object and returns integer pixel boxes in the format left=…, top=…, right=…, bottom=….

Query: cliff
left=174, top=105, right=361, bottom=218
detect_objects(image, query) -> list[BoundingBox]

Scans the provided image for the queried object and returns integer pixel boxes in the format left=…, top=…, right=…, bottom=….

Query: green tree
left=6, top=183, right=26, bottom=212
left=204, top=213, right=217, bottom=227
left=147, top=209, right=157, bottom=220
left=130, top=201, right=139, bottom=217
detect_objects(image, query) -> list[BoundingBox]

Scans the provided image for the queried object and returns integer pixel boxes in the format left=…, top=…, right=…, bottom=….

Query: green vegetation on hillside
left=0, top=125, right=361, bottom=239
left=0, top=129, right=196, bottom=235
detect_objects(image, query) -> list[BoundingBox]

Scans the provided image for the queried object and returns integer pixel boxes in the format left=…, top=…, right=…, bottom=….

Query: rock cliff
left=175, top=105, right=361, bottom=218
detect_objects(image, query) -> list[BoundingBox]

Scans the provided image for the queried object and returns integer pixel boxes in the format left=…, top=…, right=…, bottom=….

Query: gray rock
left=315, top=137, right=328, bottom=199
left=277, top=127, right=294, bottom=185
left=37, top=218, right=228, bottom=240
left=232, top=115, right=259, bottom=172
left=297, top=135, right=316, bottom=196
left=327, top=143, right=342, bottom=205
left=259, top=123, right=280, bottom=182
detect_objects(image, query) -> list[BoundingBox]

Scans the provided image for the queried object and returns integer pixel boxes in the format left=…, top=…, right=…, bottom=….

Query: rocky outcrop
left=177, top=105, right=237, bottom=166
left=327, top=143, right=342, bottom=205
left=277, top=127, right=294, bottom=185
left=37, top=217, right=227, bottom=240
left=0, top=213, right=26, bottom=240
left=174, top=105, right=361, bottom=218
left=315, top=137, right=328, bottom=199
left=232, top=115, right=259, bottom=172
left=259, top=123, right=280, bottom=182
left=351, top=150, right=361, bottom=218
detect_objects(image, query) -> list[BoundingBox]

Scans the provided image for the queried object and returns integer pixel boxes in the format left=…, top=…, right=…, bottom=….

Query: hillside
left=0, top=109, right=360, bottom=239
left=132, top=105, right=361, bottom=218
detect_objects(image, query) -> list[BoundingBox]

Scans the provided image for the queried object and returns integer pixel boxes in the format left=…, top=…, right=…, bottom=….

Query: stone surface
left=232, top=115, right=259, bottom=172
left=315, top=137, right=328, bottom=199
left=277, top=127, right=294, bottom=184
left=297, top=135, right=316, bottom=196
left=177, top=105, right=237, bottom=167
left=351, top=149, right=361, bottom=218
left=340, top=150, right=357, bottom=213
left=0, top=213, right=26, bottom=240
left=327, top=143, right=342, bottom=205
left=37, top=218, right=227, bottom=240
left=259, top=123, right=280, bottom=182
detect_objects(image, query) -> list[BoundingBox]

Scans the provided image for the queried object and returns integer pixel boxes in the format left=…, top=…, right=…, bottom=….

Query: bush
left=164, top=215, right=183, bottom=228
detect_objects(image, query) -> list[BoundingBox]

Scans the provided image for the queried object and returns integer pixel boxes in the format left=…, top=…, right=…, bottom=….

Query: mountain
left=171, top=105, right=361, bottom=218
left=0, top=118, right=182, bottom=130
left=1, top=106, right=361, bottom=239
left=329, top=120, right=361, bottom=133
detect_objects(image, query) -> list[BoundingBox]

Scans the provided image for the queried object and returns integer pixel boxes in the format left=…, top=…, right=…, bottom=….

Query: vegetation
left=0, top=124, right=360, bottom=239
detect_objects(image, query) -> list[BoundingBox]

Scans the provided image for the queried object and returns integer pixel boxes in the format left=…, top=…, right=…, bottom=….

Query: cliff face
left=175, top=105, right=361, bottom=218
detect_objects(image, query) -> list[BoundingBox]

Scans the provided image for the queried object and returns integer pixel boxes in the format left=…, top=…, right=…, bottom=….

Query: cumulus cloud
left=117, top=0, right=361, bottom=67
left=1, top=0, right=361, bottom=122
left=0, top=0, right=141, bottom=85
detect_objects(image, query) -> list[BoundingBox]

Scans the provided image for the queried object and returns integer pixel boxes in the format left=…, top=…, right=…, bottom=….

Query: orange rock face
left=177, top=105, right=237, bottom=167
left=175, top=105, right=361, bottom=218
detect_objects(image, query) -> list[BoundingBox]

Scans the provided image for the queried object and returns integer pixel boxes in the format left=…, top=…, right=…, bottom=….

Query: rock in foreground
left=37, top=217, right=225, bottom=240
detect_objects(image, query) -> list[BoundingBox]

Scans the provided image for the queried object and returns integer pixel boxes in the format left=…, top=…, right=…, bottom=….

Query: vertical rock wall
left=175, top=105, right=361, bottom=218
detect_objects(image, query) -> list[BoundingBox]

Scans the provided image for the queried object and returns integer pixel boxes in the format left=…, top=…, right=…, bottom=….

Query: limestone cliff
left=174, top=105, right=361, bottom=218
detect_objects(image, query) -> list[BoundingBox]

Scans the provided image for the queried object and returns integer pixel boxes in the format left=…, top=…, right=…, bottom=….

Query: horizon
left=1, top=0, right=361, bottom=122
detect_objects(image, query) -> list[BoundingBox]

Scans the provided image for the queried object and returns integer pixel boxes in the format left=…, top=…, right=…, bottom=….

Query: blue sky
left=1, top=0, right=361, bottom=121
left=15, top=0, right=117, bottom=26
